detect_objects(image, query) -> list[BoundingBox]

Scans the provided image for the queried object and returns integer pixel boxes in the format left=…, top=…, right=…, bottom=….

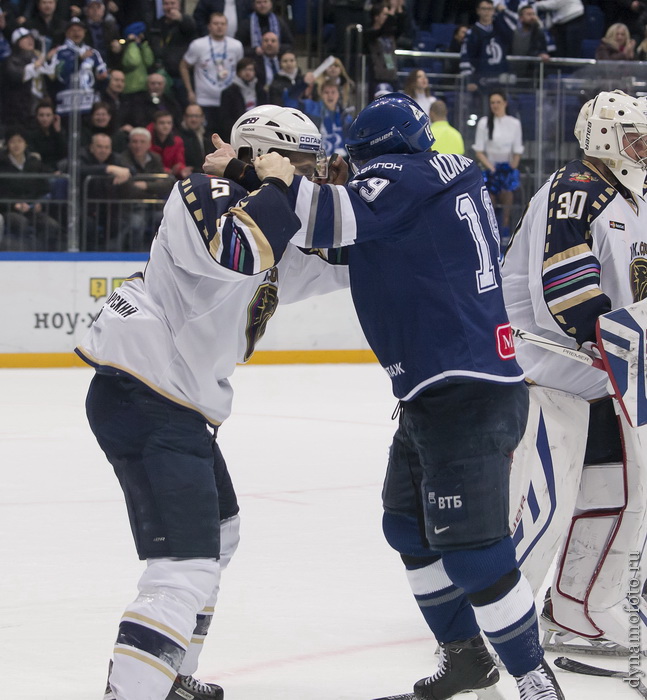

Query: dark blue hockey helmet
left=345, top=92, right=435, bottom=167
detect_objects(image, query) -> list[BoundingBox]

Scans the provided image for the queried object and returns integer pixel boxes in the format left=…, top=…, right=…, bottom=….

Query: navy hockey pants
left=86, top=372, right=239, bottom=560
left=382, top=380, right=529, bottom=551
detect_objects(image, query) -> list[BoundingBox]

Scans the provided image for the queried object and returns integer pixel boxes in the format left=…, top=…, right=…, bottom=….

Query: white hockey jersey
left=76, top=175, right=349, bottom=425
left=503, top=159, right=647, bottom=400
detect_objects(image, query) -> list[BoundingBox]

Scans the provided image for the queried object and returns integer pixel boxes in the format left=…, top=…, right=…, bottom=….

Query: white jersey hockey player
left=76, top=105, right=349, bottom=700
left=503, top=90, right=647, bottom=651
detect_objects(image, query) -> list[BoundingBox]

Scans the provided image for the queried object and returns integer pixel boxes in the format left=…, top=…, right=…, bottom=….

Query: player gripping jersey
left=77, top=106, right=348, bottom=700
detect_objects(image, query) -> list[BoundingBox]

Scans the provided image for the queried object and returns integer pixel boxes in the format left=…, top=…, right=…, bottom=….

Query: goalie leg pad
left=551, top=406, right=647, bottom=647
left=509, top=386, right=589, bottom=594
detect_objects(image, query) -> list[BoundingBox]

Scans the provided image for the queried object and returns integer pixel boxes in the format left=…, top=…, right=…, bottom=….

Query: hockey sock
left=383, top=511, right=479, bottom=642
left=403, top=554, right=480, bottom=642
left=179, top=514, right=240, bottom=677
left=443, top=537, right=543, bottom=677
left=110, top=558, right=220, bottom=700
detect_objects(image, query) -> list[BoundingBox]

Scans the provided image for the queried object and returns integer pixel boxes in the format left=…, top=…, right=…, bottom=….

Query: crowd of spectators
left=0, top=0, right=645, bottom=251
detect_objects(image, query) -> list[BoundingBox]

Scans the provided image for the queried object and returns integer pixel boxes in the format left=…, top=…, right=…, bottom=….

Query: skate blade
left=472, top=685, right=507, bottom=700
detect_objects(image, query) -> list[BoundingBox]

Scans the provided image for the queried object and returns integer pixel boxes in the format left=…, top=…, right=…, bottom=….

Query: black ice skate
left=166, top=674, right=224, bottom=700
left=514, top=659, right=565, bottom=700
left=413, top=634, right=502, bottom=700
left=102, top=664, right=224, bottom=700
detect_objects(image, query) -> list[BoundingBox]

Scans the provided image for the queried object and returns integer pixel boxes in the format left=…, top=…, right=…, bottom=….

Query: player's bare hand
left=203, top=134, right=236, bottom=176
left=211, top=133, right=236, bottom=157
left=255, top=152, right=295, bottom=186
left=326, top=154, right=349, bottom=185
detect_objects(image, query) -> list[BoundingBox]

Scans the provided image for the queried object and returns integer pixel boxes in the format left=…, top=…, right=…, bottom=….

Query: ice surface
left=0, top=366, right=638, bottom=699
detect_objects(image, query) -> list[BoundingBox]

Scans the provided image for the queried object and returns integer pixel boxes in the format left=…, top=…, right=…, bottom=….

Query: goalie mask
left=230, top=105, right=328, bottom=180
left=345, top=92, right=435, bottom=171
left=574, top=90, right=647, bottom=197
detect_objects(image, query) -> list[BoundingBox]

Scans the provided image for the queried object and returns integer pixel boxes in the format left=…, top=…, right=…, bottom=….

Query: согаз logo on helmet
left=299, top=135, right=321, bottom=151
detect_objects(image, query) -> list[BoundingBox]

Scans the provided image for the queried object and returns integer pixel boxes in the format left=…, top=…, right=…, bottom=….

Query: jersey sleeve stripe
left=543, top=244, right=592, bottom=268
left=548, top=286, right=605, bottom=314
left=543, top=266, right=601, bottom=292
left=227, top=207, right=273, bottom=272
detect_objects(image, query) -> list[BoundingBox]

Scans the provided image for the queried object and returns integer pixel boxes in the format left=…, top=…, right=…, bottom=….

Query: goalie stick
left=511, top=327, right=606, bottom=370
left=554, top=656, right=647, bottom=698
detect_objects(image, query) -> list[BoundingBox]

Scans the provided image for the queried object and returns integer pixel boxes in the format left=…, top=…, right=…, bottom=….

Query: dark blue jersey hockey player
left=294, top=93, right=564, bottom=700
left=207, top=93, right=564, bottom=700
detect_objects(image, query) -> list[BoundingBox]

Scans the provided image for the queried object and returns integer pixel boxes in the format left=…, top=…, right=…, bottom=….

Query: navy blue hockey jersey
left=289, top=151, right=524, bottom=400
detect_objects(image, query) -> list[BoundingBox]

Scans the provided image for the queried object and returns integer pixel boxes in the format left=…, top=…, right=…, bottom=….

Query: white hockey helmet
left=574, top=90, right=647, bottom=196
left=230, top=105, right=327, bottom=178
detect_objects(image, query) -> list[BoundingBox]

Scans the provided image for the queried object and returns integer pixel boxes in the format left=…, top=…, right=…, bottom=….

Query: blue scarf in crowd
left=250, top=12, right=280, bottom=48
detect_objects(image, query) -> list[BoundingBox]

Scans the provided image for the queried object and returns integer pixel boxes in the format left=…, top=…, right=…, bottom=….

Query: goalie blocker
left=509, top=299, right=647, bottom=650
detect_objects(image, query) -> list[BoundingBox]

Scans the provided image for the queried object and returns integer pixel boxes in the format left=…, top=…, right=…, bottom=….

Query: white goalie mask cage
left=574, top=90, right=647, bottom=197
left=230, top=105, right=328, bottom=179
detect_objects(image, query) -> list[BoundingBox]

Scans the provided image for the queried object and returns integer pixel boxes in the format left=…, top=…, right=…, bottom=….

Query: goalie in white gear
left=503, top=90, right=647, bottom=651
left=76, top=105, right=349, bottom=700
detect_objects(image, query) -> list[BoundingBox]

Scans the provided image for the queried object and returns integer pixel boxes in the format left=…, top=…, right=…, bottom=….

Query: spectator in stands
left=533, top=0, right=585, bottom=58
left=473, top=90, right=523, bottom=238
left=118, top=126, right=173, bottom=249
left=75, top=131, right=131, bottom=183
left=83, top=0, right=119, bottom=65
left=119, top=126, right=172, bottom=192
left=149, top=0, right=196, bottom=105
left=123, top=72, right=183, bottom=128
left=179, top=12, right=244, bottom=132
left=81, top=100, right=123, bottom=149
left=448, top=23, right=468, bottom=52
left=252, top=29, right=283, bottom=93
left=364, top=1, right=405, bottom=96
left=0, top=126, right=61, bottom=250
left=100, top=68, right=129, bottom=128
left=429, top=98, right=464, bottom=154
left=236, top=0, right=293, bottom=56
left=46, top=17, right=108, bottom=118
left=460, top=0, right=515, bottom=93
left=268, top=50, right=312, bottom=106
left=178, top=103, right=211, bottom=171
left=219, top=56, right=266, bottom=139
left=113, top=21, right=154, bottom=95
left=27, top=98, right=67, bottom=170
left=312, top=55, right=354, bottom=106
left=511, top=4, right=550, bottom=79
left=596, top=22, right=636, bottom=60
left=193, top=0, right=251, bottom=38
left=64, top=131, right=131, bottom=250
left=25, top=0, right=67, bottom=54
left=3, top=27, right=49, bottom=128
left=146, top=109, right=192, bottom=179
left=401, top=67, right=435, bottom=114
left=299, top=79, right=354, bottom=157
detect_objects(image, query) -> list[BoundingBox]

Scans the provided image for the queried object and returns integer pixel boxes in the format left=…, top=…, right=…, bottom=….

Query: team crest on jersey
left=569, top=171, right=598, bottom=183
left=609, top=220, right=626, bottom=230
left=630, top=257, right=647, bottom=301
